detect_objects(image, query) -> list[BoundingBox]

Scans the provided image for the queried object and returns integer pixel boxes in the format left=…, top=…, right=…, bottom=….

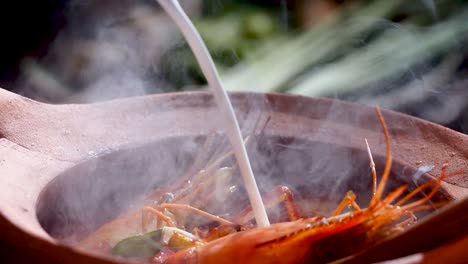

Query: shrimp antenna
left=365, top=138, right=377, bottom=196
left=370, top=106, right=392, bottom=207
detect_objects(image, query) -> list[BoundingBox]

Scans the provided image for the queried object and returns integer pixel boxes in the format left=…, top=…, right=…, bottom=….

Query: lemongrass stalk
left=156, top=0, right=270, bottom=227
left=289, top=7, right=468, bottom=97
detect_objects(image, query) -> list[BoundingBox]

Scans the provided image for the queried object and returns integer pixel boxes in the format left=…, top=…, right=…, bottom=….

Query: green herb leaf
left=111, top=229, right=163, bottom=259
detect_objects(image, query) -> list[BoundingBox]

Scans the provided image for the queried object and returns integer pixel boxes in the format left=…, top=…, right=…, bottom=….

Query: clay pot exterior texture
left=0, top=88, right=467, bottom=263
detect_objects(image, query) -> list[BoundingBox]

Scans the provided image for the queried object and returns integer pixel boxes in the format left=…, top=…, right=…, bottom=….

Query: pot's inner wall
left=36, top=135, right=447, bottom=242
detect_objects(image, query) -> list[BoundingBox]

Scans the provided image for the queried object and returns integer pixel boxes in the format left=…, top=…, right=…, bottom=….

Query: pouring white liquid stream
left=157, top=0, right=270, bottom=227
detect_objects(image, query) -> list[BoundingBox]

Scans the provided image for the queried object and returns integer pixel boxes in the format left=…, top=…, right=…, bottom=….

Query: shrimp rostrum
left=88, top=107, right=460, bottom=264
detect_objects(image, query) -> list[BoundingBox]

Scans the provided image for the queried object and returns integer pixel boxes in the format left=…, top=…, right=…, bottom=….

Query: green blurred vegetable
left=289, top=8, right=468, bottom=96
left=161, top=6, right=283, bottom=87
left=243, top=12, right=275, bottom=39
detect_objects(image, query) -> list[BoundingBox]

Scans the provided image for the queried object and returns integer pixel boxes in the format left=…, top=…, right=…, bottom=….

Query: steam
left=412, top=165, right=435, bottom=184
left=17, top=1, right=199, bottom=103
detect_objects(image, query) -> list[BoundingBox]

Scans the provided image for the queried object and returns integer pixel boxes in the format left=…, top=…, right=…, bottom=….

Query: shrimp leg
left=233, top=185, right=302, bottom=225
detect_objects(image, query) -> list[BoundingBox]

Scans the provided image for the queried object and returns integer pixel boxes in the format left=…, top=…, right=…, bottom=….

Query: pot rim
left=0, top=90, right=466, bottom=263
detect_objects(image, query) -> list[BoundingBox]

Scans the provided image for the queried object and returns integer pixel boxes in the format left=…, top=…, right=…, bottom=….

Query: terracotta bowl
left=0, top=88, right=467, bottom=263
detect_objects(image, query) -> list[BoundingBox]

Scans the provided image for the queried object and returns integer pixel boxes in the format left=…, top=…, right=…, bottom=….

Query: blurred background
left=0, top=0, right=467, bottom=133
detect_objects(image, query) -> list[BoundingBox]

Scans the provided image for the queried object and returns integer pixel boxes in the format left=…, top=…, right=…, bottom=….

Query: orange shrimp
left=155, top=106, right=461, bottom=264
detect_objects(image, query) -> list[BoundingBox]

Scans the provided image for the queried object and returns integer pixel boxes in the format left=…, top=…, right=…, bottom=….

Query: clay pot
left=0, top=88, right=466, bottom=263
